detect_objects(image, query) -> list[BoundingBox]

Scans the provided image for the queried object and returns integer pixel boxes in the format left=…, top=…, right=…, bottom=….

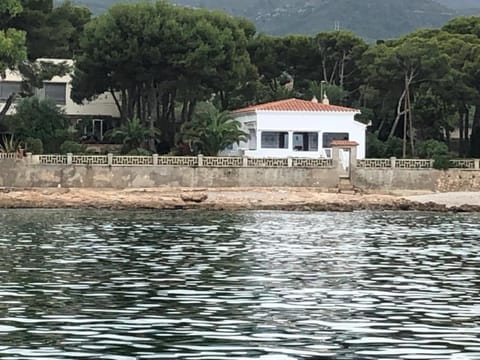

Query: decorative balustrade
left=157, top=156, right=198, bottom=167
left=0, top=153, right=19, bottom=160
left=203, top=156, right=243, bottom=167
left=357, top=159, right=392, bottom=168
left=73, top=155, right=108, bottom=165
left=23, top=154, right=480, bottom=170
left=30, top=154, right=334, bottom=168
left=450, top=159, right=476, bottom=169
left=247, top=158, right=289, bottom=167
left=38, top=155, right=67, bottom=165
left=292, top=158, right=333, bottom=168
left=358, top=158, right=480, bottom=170
left=395, top=159, right=433, bottom=169
left=112, top=156, right=153, bottom=166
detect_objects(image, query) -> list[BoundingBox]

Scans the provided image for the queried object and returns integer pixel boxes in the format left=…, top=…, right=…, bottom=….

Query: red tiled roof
left=233, top=98, right=360, bottom=113
left=331, top=140, right=359, bottom=147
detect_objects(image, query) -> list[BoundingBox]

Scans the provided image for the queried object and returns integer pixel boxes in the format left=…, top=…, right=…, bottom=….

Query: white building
left=0, top=58, right=120, bottom=140
left=227, top=97, right=366, bottom=159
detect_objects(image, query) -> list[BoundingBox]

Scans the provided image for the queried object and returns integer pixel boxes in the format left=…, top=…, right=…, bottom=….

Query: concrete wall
left=0, top=160, right=340, bottom=188
left=353, top=168, right=439, bottom=191
left=4, top=157, right=480, bottom=191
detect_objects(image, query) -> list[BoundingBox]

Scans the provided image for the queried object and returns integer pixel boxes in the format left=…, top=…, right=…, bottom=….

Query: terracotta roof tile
left=233, top=98, right=360, bottom=113
left=331, top=140, right=359, bottom=147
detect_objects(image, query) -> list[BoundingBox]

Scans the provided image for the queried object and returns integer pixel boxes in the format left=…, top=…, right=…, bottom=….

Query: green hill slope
left=67, top=0, right=480, bottom=40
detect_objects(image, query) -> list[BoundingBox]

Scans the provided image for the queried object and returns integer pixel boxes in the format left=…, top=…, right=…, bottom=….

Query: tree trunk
left=464, top=106, right=470, bottom=147
left=321, top=59, right=328, bottom=83
left=402, top=75, right=408, bottom=158
left=110, top=90, right=125, bottom=121
left=470, top=104, right=480, bottom=157
left=329, top=61, right=338, bottom=84
left=389, top=88, right=406, bottom=139
left=0, top=93, right=17, bottom=123
left=339, top=51, right=347, bottom=88
left=459, top=110, right=465, bottom=156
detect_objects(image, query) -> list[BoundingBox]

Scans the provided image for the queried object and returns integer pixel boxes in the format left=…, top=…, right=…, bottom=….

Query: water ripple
left=0, top=209, right=479, bottom=359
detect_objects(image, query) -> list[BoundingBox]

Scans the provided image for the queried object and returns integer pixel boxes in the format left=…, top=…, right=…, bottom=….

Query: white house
left=226, top=97, right=366, bottom=159
left=0, top=58, right=120, bottom=140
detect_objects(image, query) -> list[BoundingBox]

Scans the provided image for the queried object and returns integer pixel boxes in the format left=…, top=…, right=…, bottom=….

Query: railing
left=38, top=155, right=68, bottom=165
left=357, top=159, right=392, bottom=168
left=357, top=157, right=480, bottom=170
left=247, top=158, right=289, bottom=167
left=10, top=153, right=480, bottom=170
left=203, top=157, right=243, bottom=167
left=292, top=158, right=333, bottom=168
left=73, top=155, right=108, bottom=165
left=26, top=154, right=335, bottom=169
left=0, top=153, right=19, bottom=160
left=396, top=159, right=433, bottom=169
left=450, top=159, right=476, bottom=169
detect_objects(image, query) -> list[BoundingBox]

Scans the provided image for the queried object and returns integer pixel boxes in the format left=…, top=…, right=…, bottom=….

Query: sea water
left=0, top=209, right=479, bottom=359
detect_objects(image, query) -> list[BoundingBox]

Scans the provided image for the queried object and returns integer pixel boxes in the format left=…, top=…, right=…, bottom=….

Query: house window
left=293, top=132, right=318, bottom=151
left=44, top=82, right=66, bottom=105
left=249, top=129, right=257, bottom=150
left=323, top=132, right=349, bottom=148
left=0, top=81, right=21, bottom=101
left=261, top=131, right=288, bottom=149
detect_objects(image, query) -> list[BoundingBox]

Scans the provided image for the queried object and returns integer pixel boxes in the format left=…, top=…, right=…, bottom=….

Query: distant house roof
left=233, top=98, right=360, bottom=114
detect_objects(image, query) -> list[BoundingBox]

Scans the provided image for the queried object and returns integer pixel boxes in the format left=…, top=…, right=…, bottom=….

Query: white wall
left=0, top=58, right=120, bottom=118
left=219, top=112, right=257, bottom=156
left=230, top=110, right=366, bottom=159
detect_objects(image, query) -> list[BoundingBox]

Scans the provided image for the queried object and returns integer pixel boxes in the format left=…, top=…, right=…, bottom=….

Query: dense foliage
left=181, top=106, right=248, bottom=156
left=4, top=0, right=480, bottom=157
left=0, top=0, right=82, bottom=125
left=7, top=97, right=68, bottom=152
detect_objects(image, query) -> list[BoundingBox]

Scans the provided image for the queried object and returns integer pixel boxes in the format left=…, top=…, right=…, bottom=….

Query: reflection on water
left=0, top=210, right=479, bottom=359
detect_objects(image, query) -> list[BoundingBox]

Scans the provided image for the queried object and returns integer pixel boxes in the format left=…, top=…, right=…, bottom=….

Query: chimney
left=322, top=94, right=330, bottom=105
left=311, top=96, right=319, bottom=103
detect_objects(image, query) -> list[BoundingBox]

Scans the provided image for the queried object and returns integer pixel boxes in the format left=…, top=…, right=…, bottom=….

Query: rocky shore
left=0, top=187, right=479, bottom=212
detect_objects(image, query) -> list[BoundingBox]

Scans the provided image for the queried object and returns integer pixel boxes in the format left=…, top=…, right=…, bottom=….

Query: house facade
left=0, top=58, right=120, bottom=140
left=225, top=97, right=366, bottom=159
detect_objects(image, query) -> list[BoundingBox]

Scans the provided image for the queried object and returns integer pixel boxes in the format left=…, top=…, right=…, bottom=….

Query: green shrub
left=127, top=148, right=152, bottom=156
left=367, top=132, right=403, bottom=158
left=24, top=137, right=44, bottom=154
left=60, top=140, right=87, bottom=154
left=417, top=139, right=449, bottom=158
left=7, top=97, right=68, bottom=152
left=433, top=155, right=451, bottom=170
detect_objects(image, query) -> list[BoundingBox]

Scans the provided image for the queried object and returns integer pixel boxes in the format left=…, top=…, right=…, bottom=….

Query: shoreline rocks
left=0, top=187, right=479, bottom=212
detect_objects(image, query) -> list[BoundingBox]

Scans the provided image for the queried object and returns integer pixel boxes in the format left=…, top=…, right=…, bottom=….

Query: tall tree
left=362, top=33, right=450, bottom=156
left=10, top=0, right=91, bottom=60
left=0, top=0, right=27, bottom=122
left=72, top=2, right=254, bottom=148
left=443, top=17, right=480, bottom=156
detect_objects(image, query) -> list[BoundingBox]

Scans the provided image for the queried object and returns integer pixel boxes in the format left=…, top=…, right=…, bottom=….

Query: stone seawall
left=3, top=158, right=480, bottom=192
left=353, top=168, right=480, bottom=192
left=0, top=160, right=340, bottom=188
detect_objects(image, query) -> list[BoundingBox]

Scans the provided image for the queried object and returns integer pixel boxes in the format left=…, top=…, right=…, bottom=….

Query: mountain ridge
left=67, top=0, right=480, bottom=40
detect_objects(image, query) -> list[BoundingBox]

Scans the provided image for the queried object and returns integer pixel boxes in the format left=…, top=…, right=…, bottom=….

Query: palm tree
left=182, top=107, right=248, bottom=156
left=106, top=118, right=159, bottom=153
left=0, top=135, right=22, bottom=153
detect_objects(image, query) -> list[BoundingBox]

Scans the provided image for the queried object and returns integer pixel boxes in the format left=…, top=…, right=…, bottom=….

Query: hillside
left=437, top=0, right=480, bottom=9
left=68, top=0, right=480, bottom=40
